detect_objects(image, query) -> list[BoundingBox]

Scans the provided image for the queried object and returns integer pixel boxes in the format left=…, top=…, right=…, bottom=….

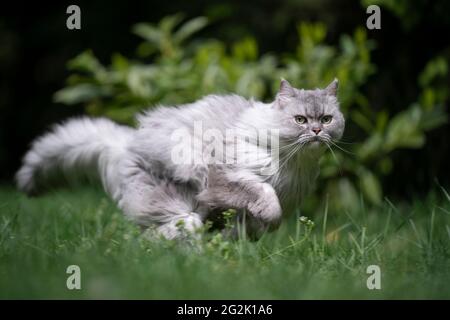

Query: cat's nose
left=312, top=128, right=321, bottom=135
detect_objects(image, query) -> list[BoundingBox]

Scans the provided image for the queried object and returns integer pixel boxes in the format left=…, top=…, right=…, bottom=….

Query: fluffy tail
left=16, top=117, right=134, bottom=199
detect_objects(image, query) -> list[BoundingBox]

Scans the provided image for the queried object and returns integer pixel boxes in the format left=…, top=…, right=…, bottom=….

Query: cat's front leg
left=196, top=168, right=282, bottom=230
left=246, top=182, right=282, bottom=229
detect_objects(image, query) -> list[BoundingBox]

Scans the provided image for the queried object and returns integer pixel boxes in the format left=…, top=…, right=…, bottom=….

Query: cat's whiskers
left=275, top=137, right=309, bottom=175
left=279, top=140, right=301, bottom=151
left=327, top=139, right=355, bottom=155
left=279, top=144, right=301, bottom=169
left=335, top=140, right=359, bottom=145
left=317, top=134, right=345, bottom=176
left=323, top=140, right=343, bottom=176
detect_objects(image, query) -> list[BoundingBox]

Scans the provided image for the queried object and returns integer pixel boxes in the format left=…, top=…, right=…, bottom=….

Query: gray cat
left=16, top=79, right=344, bottom=239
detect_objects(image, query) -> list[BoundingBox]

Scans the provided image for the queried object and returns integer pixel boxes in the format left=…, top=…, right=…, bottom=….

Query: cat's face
left=273, top=79, right=345, bottom=149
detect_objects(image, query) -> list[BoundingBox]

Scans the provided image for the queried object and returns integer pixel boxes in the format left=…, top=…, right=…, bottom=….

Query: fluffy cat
left=16, top=79, right=344, bottom=239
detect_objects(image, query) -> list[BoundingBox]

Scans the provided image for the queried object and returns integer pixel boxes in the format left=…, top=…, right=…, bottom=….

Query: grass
left=1, top=185, right=450, bottom=299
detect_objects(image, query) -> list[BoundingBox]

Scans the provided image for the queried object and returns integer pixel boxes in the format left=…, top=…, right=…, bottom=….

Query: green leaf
left=232, top=38, right=258, bottom=61
left=112, top=53, right=130, bottom=71
left=359, top=169, right=382, bottom=205
left=357, top=132, right=383, bottom=160
left=384, top=105, right=426, bottom=151
left=418, top=56, right=448, bottom=87
left=173, top=17, right=208, bottom=44
left=419, top=106, right=447, bottom=130
left=351, top=109, right=374, bottom=133
left=132, top=23, right=162, bottom=46
left=159, top=14, right=184, bottom=34
left=68, top=50, right=105, bottom=74
left=53, top=84, right=110, bottom=105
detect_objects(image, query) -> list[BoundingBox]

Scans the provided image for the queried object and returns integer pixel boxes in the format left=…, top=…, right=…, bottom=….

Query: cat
left=16, top=78, right=344, bottom=240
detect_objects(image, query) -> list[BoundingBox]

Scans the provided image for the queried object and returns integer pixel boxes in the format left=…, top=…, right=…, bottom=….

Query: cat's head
left=273, top=78, right=345, bottom=149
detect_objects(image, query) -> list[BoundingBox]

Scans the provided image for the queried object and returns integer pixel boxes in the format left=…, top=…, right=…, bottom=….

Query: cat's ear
left=276, top=78, right=295, bottom=107
left=325, top=78, right=339, bottom=96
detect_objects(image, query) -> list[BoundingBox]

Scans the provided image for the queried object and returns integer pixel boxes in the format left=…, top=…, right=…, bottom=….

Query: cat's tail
left=16, top=117, right=134, bottom=200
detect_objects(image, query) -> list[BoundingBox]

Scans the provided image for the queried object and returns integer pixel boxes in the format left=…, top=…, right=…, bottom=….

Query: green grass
left=1, top=185, right=450, bottom=299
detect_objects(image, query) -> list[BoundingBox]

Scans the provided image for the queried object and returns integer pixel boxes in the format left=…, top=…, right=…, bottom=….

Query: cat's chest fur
left=268, top=148, right=322, bottom=204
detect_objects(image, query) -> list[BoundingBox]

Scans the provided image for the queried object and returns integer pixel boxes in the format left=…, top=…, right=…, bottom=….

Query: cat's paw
left=247, top=184, right=282, bottom=228
left=248, top=200, right=282, bottom=229
left=195, top=188, right=220, bottom=208
left=245, top=215, right=276, bottom=240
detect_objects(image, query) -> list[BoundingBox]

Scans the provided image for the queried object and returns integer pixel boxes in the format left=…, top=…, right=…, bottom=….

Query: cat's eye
left=321, top=115, right=332, bottom=124
left=294, top=115, right=307, bottom=124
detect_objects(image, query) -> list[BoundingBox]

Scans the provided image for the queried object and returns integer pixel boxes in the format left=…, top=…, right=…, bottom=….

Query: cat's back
left=137, top=94, right=251, bottom=132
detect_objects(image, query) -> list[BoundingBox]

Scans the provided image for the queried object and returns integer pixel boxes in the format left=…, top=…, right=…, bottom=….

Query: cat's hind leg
left=118, top=171, right=204, bottom=240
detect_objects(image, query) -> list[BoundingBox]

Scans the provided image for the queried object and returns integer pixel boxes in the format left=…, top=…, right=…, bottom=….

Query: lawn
left=1, top=185, right=450, bottom=299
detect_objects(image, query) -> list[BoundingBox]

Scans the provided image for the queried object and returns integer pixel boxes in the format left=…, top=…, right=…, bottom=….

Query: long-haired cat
left=16, top=79, right=344, bottom=239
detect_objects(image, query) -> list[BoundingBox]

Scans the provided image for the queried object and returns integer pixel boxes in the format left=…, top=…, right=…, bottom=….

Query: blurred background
left=1, top=0, right=449, bottom=210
